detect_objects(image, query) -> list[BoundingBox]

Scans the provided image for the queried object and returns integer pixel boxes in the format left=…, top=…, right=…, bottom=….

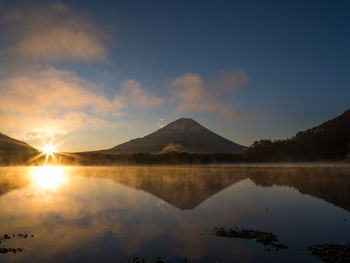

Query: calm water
left=0, top=165, right=349, bottom=262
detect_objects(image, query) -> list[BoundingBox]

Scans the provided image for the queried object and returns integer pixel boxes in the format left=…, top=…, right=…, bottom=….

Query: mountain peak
left=176, top=117, right=194, bottom=121
left=161, top=118, right=204, bottom=132
left=169, top=118, right=199, bottom=126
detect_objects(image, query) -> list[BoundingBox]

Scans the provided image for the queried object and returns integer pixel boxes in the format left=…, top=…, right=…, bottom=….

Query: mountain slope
left=100, top=118, right=246, bottom=154
left=246, top=109, right=350, bottom=161
left=0, top=133, right=38, bottom=164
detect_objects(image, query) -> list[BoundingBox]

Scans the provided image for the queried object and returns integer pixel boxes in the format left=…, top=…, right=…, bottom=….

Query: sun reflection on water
left=30, top=166, right=66, bottom=190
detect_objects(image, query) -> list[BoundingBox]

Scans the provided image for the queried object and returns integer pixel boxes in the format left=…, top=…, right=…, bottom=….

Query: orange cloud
left=0, top=68, right=123, bottom=138
left=2, top=3, right=107, bottom=62
left=1, top=68, right=123, bottom=115
left=11, top=27, right=107, bottom=62
left=0, top=68, right=165, bottom=140
left=170, top=70, right=248, bottom=120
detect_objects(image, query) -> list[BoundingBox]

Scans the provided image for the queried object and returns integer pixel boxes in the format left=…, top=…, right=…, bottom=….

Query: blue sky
left=0, top=0, right=349, bottom=151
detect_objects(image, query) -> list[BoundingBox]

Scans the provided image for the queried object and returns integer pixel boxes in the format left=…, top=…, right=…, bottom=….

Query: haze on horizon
left=0, top=0, right=349, bottom=152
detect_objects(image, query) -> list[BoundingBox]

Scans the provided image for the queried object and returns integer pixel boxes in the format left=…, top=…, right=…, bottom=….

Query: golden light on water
left=31, top=166, right=66, bottom=190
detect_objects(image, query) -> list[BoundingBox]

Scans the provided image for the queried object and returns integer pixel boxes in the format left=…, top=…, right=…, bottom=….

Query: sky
left=0, top=0, right=349, bottom=152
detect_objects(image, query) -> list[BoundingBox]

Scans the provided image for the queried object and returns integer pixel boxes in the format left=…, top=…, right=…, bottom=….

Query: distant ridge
left=99, top=118, right=246, bottom=154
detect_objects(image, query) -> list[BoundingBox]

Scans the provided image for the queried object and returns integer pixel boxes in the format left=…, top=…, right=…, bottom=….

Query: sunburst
left=24, top=133, right=75, bottom=165
left=42, top=143, right=56, bottom=157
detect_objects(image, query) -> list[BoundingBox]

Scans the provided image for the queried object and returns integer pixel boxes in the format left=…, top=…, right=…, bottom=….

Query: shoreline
left=1, top=162, right=350, bottom=168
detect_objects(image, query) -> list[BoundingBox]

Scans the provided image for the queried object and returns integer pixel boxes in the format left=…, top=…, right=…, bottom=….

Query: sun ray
left=24, top=151, right=46, bottom=165
left=24, top=133, right=73, bottom=165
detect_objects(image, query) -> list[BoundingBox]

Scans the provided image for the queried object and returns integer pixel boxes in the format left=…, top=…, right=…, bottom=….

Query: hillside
left=246, top=109, right=350, bottom=161
left=99, top=118, right=246, bottom=154
left=0, top=133, right=38, bottom=165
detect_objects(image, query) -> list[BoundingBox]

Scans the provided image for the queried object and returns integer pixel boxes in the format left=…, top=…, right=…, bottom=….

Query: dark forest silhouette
left=245, top=109, right=350, bottom=162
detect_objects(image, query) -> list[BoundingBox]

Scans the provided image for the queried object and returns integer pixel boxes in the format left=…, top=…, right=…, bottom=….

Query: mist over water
left=0, top=165, right=349, bottom=262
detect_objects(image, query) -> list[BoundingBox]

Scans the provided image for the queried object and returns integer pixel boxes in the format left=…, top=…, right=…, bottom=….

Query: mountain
left=99, top=118, right=246, bottom=154
left=246, top=109, right=350, bottom=161
left=0, top=132, right=38, bottom=165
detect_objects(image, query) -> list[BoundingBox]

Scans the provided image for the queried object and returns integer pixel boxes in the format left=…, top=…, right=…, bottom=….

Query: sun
left=42, top=144, right=56, bottom=156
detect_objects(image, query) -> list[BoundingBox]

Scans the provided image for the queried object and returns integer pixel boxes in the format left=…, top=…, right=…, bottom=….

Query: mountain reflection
left=77, top=166, right=247, bottom=209
left=0, top=166, right=350, bottom=211
left=75, top=166, right=350, bottom=211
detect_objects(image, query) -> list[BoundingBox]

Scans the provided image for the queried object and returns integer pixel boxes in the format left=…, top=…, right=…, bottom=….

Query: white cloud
left=156, top=118, right=166, bottom=128
left=170, top=70, right=248, bottom=120
left=122, top=79, right=165, bottom=108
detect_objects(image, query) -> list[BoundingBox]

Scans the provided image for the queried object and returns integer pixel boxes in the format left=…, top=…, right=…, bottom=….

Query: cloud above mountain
left=122, top=80, right=165, bottom=108
left=170, top=70, right=248, bottom=120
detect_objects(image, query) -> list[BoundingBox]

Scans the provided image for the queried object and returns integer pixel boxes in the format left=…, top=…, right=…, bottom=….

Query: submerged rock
left=0, top=248, right=24, bottom=254
left=0, top=233, right=34, bottom=242
left=214, top=227, right=288, bottom=250
left=308, top=244, right=350, bottom=263
left=0, top=233, right=34, bottom=255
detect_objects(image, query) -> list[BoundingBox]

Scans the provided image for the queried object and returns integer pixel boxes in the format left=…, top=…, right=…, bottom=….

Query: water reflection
left=0, top=165, right=349, bottom=262
left=30, top=166, right=66, bottom=190
left=74, top=166, right=350, bottom=212
left=1, top=165, right=350, bottom=211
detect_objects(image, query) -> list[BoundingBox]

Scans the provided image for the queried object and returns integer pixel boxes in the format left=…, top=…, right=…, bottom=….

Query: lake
left=0, top=165, right=349, bottom=262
